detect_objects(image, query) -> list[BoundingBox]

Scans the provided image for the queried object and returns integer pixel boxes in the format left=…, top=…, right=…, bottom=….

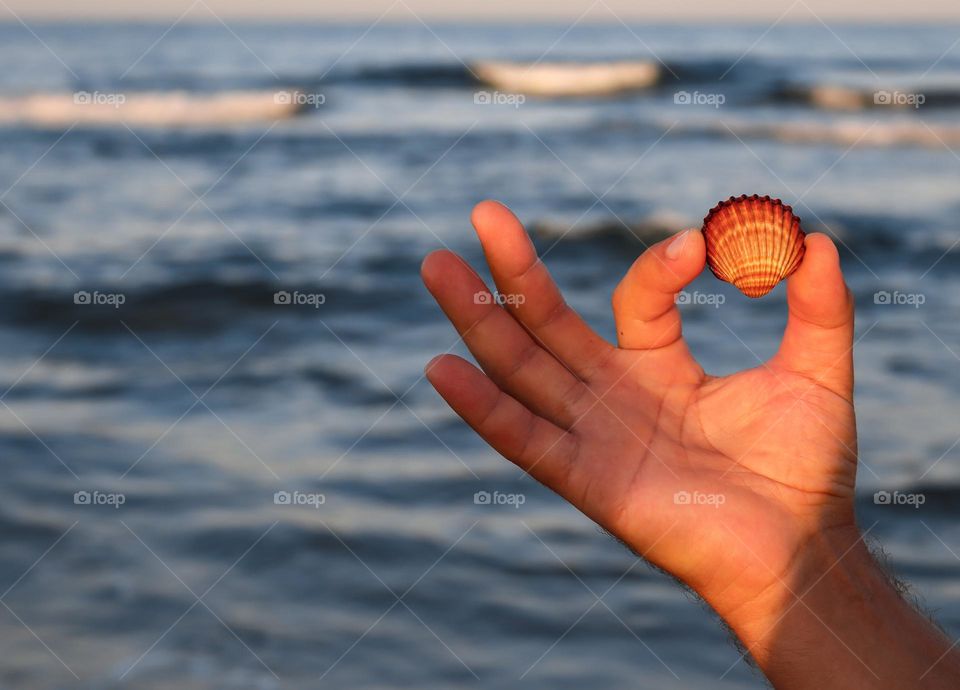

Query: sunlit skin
left=422, top=200, right=960, bottom=689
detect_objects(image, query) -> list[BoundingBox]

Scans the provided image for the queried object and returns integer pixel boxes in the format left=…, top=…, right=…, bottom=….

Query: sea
left=0, top=19, right=959, bottom=689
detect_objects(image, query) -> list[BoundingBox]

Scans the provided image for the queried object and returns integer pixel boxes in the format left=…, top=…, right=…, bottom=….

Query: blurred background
left=1, top=2, right=960, bottom=688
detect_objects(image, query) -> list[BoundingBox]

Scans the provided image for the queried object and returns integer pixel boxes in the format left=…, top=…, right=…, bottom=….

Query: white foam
left=473, top=60, right=659, bottom=97
left=0, top=91, right=304, bottom=128
left=686, top=116, right=960, bottom=148
left=755, top=119, right=960, bottom=147
left=803, top=85, right=873, bottom=111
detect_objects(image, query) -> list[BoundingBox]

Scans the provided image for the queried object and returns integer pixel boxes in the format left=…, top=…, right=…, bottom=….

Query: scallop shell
left=701, top=195, right=806, bottom=298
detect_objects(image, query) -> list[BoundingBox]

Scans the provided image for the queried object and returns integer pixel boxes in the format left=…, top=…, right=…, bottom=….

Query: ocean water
left=0, top=19, right=960, bottom=689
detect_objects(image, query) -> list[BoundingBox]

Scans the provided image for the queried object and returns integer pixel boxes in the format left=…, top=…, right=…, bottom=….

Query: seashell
left=701, top=194, right=806, bottom=298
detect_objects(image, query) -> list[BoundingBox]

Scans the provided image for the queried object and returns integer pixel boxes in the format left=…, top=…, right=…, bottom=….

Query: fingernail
left=665, top=230, right=691, bottom=260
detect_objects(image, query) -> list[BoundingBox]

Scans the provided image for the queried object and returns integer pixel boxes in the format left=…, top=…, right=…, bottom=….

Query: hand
left=422, top=200, right=855, bottom=614
left=422, top=201, right=960, bottom=688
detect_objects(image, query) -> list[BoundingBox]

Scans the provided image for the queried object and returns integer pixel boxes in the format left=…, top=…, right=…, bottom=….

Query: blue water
left=1, top=19, right=960, bottom=689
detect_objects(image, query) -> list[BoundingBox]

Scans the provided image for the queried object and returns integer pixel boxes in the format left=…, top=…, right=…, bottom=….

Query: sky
left=3, top=0, right=960, bottom=22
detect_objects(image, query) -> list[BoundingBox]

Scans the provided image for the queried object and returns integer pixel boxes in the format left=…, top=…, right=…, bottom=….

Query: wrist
left=718, top=522, right=870, bottom=653
left=712, top=523, right=960, bottom=689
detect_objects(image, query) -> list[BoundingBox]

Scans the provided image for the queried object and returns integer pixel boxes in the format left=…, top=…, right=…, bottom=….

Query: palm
left=569, top=345, right=856, bottom=594
left=423, top=201, right=857, bottom=606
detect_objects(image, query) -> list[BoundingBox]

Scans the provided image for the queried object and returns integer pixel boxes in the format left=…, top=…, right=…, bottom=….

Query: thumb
left=771, top=233, right=855, bottom=401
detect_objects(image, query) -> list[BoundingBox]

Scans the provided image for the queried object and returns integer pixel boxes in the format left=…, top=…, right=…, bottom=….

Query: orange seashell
left=701, top=195, right=806, bottom=298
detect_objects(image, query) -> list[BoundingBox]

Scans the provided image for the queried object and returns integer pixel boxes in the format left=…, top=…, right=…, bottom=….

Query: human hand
left=422, top=200, right=958, bottom=688
left=422, top=200, right=855, bottom=614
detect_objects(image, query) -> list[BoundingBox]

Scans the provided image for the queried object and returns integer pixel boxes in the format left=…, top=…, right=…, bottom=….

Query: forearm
left=717, top=525, right=960, bottom=689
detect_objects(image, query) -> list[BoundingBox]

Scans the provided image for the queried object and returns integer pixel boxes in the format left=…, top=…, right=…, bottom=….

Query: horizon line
left=3, top=15, right=960, bottom=24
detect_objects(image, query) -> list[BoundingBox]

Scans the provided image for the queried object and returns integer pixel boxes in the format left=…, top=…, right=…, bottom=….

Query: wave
left=332, top=55, right=772, bottom=93
left=472, top=60, right=660, bottom=97
left=328, top=58, right=960, bottom=113
left=326, top=69, right=960, bottom=116
left=0, top=91, right=306, bottom=128
left=774, top=83, right=960, bottom=110
left=41, top=56, right=960, bottom=116
left=530, top=212, right=684, bottom=245
left=332, top=63, right=476, bottom=88
left=528, top=208, right=931, bottom=255
left=0, top=273, right=429, bottom=334
left=678, top=117, right=960, bottom=148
